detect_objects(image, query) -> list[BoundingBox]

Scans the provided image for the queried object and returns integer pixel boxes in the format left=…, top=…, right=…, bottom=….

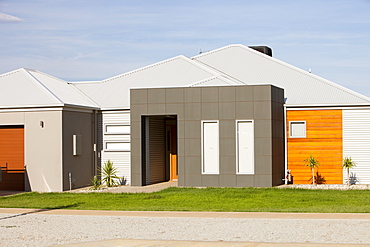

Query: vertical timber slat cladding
left=145, top=117, right=166, bottom=185
left=0, top=126, right=25, bottom=190
left=287, top=110, right=343, bottom=184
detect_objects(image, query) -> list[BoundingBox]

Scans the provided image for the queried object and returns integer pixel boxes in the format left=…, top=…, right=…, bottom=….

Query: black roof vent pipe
left=248, top=46, right=272, bottom=57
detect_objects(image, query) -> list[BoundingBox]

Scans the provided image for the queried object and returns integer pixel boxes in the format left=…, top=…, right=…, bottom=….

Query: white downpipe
left=284, top=105, right=288, bottom=184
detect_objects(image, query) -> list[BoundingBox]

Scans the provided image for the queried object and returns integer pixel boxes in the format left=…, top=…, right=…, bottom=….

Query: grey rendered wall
left=25, top=111, right=64, bottom=192
left=62, top=110, right=95, bottom=191
left=130, top=85, right=285, bottom=187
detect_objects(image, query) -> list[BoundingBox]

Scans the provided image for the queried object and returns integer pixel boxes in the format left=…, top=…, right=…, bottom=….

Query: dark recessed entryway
left=141, top=115, right=177, bottom=185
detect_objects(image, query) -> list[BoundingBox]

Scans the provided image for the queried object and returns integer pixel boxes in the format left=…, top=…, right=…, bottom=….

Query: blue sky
left=1, top=0, right=370, bottom=96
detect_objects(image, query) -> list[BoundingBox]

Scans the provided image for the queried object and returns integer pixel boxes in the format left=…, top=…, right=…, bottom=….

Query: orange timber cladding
left=287, top=109, right=343, bottom=184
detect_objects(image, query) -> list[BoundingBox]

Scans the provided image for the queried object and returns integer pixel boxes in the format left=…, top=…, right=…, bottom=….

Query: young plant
left=304, top=155, right=320, bottom=185
left=89, top=175, right=102, bottom=190
left=101, top=160, right=121, bottom=187
left=343, top=157, right=356, bottom=186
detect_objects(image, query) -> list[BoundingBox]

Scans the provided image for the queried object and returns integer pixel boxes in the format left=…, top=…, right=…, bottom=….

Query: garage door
left=0, top=126, right=25, bottom=191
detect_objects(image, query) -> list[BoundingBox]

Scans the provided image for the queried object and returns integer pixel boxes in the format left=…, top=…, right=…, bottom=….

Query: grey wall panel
left=62, top=110, right=94, bottom=191
left=131, top=85, right=285, bottom=188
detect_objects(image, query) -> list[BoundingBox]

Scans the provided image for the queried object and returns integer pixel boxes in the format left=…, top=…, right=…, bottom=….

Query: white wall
left=343, top=109, right=370, bottom=184
left=101, top=110, right=131, bottom=185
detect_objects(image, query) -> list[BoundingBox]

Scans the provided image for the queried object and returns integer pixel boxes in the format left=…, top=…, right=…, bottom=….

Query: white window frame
left=104, top=124, right=130, bottom=135
left=235, top=120, right=255, bottom=174
left=104, top=141, right=131, bottom=152
left=289, top=121, right=306, bottom=138
left=201, top=120, right=219, bottom=174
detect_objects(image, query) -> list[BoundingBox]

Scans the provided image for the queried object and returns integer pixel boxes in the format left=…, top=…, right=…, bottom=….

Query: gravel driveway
left=0, top=210, right=369, bottom=247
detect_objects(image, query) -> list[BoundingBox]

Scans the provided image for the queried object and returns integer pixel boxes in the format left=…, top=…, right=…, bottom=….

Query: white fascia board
left=100, top=107, right=130, bottom=111
left=0, top=106, right=64, bottom=113
left=100, top=109, right=130, bottom=113
left=285, top=103, right=370, bottom=109
left=0, top=106, right=99, bottom=114
left=63, top=103, right=100, bottom=111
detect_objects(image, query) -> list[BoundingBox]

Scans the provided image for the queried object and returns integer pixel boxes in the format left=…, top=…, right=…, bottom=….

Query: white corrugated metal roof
left=73, top=55, right=242, bottom=109
left=192, top=44, right=370, bottom=105
left=0, top=68, right=98, bottom=109
left=3, top=44, right=368, bottom=110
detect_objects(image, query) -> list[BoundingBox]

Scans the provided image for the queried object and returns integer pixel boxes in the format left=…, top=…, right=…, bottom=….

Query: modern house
left=1, top=44, right=369, bottom=192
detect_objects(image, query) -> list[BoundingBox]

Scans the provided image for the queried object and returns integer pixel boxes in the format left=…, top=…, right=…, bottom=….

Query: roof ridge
left=192, top=44, right=243, bottom=59
left=20, top=68, right=64, bottom=104
left=188, top=74, right=242, bottom=87
left=194, top=44, right=370, bottom=103
left=189, top=76, right=219, bottom=87
left=27, top=69, right=101, bottom=107
left=239, top=45, right=370, bottom=102
left=102, top=55, right=188, bottom=83
left=69, top=84, right=101, bottom=107
left=26, top=68, right=68, bottom=84
left=0, top=68, right=24, bottom=78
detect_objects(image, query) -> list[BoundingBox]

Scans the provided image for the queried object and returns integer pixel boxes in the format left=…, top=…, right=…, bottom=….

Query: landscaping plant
left=304, top=155, right=320, bottom=185
left=343, top=157, right=356, bottom=186
left=101, top=160, right=120, bottom=187
left=89, top=175, right=102, bottom=190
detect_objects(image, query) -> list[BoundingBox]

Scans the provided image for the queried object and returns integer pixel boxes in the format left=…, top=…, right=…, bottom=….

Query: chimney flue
left=248, top=46, right=272, bottom=57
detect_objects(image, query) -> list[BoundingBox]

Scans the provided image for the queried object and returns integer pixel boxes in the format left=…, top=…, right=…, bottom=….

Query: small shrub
left=304, top=155, right=320, bottom=185
left=101, top=160, right=121, bottom=187
left=343, top=157, right=356, bottom=185
left=89, top=175, right=101, bottom=190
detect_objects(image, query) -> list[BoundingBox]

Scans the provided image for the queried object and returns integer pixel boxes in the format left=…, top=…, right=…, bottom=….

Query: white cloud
left=0, top=13, right=23, bottom=23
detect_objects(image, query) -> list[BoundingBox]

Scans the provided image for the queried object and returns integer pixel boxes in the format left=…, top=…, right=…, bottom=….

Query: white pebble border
left=278, top=184, right=370, bottom=190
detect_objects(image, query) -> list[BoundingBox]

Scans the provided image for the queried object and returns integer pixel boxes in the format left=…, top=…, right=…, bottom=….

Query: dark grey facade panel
left=130, top=85, right=285, bottom=188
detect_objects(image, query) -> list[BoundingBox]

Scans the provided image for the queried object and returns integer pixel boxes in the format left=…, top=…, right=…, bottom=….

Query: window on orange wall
left=290, top=121, right=306, bottom=138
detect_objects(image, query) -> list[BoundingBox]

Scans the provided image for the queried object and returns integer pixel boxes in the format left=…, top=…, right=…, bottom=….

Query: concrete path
left=68, top=181, right=178, bottom=193
left=2, top=208, right=370, bottom=219
left=1, top=208, right=370, bottom=246
left=55, top=239, right=370, bottom=247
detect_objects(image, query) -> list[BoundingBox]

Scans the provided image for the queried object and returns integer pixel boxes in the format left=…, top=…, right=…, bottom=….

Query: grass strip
left=0, top=187, right=369, bottom=213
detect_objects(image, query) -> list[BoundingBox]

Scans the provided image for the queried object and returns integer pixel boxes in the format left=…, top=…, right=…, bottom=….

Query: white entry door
left=202, top=121, right=219, bottom=174
left=236, top=120, right=254, bottom=174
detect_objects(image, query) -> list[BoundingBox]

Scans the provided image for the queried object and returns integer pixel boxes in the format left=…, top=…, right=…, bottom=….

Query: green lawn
left=1, top=187, right=369, bottom=213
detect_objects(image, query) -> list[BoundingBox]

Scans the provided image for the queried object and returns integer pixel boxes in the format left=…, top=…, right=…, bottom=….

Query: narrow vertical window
left=73, top=135, right=82, bottom=156
left=290, top=121, right=306, bottom=138
left=201, top=121, right=219, bottom=174
left=236, top=120, right=254, bottom=174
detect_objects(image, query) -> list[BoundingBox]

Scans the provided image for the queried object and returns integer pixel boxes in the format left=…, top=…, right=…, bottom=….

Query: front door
left=166, top=122, right=177, bottom=181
